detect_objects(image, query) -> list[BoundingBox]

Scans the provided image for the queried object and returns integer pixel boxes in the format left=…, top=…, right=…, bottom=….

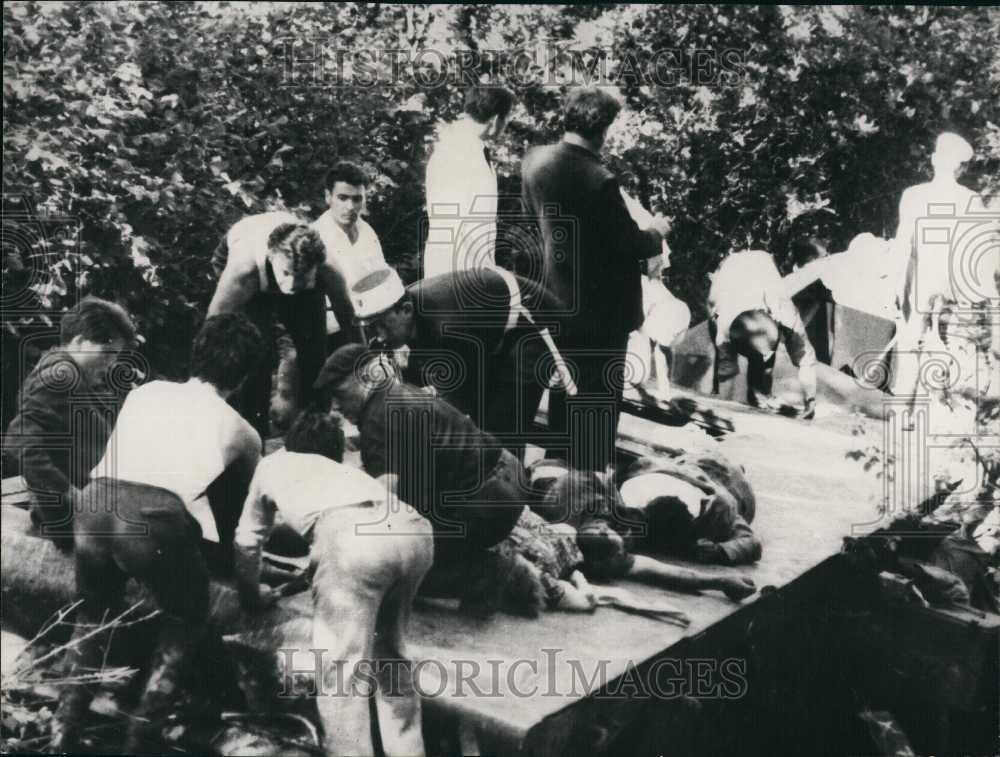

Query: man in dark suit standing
left=521, top=87, right=672, bottom=473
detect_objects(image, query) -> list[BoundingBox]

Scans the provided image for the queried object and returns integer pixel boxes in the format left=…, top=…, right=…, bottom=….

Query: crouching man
left=208, top=212, right=341, bottom=436
left=709, top=250, right=817, bottom=418
left=316, top=344, right=529, bottom=614
left=51, top=314, right=263, bottom=754
left=234, top=410, right=431, bottom=756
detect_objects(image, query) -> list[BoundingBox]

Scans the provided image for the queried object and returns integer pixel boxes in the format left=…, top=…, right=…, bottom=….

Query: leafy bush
left=4, top=2, right=998, bottom=382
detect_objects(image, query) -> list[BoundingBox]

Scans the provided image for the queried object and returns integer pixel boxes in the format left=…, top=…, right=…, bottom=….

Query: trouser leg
left=486, top=323, right=547, bottom=459
left=110, top=501, right=212, bottom=754
left=235, top=299, right=276, bottom=438
left=311, top=513, right=398, bottom=757
left=276, top=290, right=327, bottom=410
left=372, top=529, right=433, bottom=757
left=548, top=334, right=626, bottom=473
left=51, top=538, right=127, bottom=751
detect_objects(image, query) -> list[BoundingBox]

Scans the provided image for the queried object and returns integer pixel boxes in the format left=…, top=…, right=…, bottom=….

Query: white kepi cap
left=351, top=267, right=406, bottom=322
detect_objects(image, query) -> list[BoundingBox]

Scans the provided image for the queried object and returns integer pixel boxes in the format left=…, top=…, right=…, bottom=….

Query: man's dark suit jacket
left=521, top=140, right=662, bottom=342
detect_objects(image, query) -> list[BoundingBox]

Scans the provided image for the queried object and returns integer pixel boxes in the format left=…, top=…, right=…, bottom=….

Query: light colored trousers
left=310, top=503, right=433, bottom=756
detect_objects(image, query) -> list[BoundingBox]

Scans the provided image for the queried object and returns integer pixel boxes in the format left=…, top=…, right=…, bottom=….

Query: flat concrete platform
left=1, top=389, right=887, bottom=755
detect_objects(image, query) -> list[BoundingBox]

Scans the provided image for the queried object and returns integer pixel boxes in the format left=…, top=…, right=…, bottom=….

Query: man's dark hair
left=285, top=410, right=345, bottom=463
left=464, top=85, right=516, bottom=123
left=190, top=313, right=262, bottom=392
left=267, top=224, right=326, bottom=274
left=646, top=495, right=698, bottom=556
left=789, top=237, right=826, bottom=268
left=60, top=296, right=137, bottom=346
left=323, top=161, right=370, bottom=191
left=563, top=87, right=621, bottom=141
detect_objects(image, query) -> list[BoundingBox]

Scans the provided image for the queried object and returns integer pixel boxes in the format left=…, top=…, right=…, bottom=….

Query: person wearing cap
left=311, top=161, right=388, bottom=349
left=4, top=296, right=138, bottom=551
left=349, top=265, right=565, bottom=457
left=208, top=212, right=337, bottom=437
left=521, top=87, right=673, bottom=474
left=234, top=410, right=432, bottom=757
left=315, top=344, right=528, bottom=591
left=423, top=85, right=516, bottom=278
left=891, top=132, right=992, bottom=396
left=708, top=249, right=817, bottom=417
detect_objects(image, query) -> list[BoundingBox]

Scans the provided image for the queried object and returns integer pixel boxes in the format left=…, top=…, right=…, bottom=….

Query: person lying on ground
left=51, top=314, right=263, bottom=754
left=234, top=410, right=431, bottom=757
left=4, top=296, right=138, bottom=551
left=526, top=459, right=757, bottom=600
left=207, top=212, right=336, bottom=437
left=617, top=449, right=762, bottom=565
left=315, top=343, right=530, bottom=615
left=708, top=249, right=817, bottom=418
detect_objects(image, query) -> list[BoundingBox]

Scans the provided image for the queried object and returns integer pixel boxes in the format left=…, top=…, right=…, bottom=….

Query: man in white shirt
left=311, top=161, right=388, bottom=347
left=709, top=249, right=817, bottom=416
left=423, top=85, right=516, bottom=278
left=235, top=410, right=432, bottom=757
left=52, top=314, right=264, bottom=754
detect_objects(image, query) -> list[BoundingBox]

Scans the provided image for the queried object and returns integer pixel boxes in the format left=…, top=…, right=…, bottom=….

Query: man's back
left=522, top=141, right=652, bottom=337
left=92, top=379, right=259, bottom=508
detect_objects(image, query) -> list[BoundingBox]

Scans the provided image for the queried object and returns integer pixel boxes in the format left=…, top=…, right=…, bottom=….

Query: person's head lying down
left=527, top=449, right=762, bottom=571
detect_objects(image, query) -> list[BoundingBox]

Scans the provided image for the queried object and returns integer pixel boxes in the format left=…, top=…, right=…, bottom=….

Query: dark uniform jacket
left=521, top=141, right=662, bottom=341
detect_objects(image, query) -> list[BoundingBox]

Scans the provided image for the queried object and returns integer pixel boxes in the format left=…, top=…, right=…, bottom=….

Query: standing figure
left=891, top=132, right=995, bottom=399
left=235, top=411, right=432, bottom=757
left=51, top=314, right=263, bottom=753
left=423, top=85, right=515, bottom=278
left=521, top=87, right=672, bottom=473
left=311, top=160, right=389, bottom=349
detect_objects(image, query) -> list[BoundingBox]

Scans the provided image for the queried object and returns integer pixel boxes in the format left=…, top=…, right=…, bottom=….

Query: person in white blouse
left=422, top=85, right=516, bottom=278
left=234, top=410, right=432, bottom=757
left=312, top=161, right=388, bottom=345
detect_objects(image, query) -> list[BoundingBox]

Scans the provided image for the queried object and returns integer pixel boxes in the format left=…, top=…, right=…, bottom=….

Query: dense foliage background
left=3, top=2, right=999, bottom=388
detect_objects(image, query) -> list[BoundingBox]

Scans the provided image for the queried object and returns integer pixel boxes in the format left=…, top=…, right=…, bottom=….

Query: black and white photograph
left=1, top=3, right=998, bottom=755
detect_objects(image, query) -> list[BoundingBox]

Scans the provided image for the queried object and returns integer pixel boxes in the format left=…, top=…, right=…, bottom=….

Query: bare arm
left=207, top=245, right=260, bottom=316
left=628, top=554, right=757, bottom=601
left=317, top=262, right=360, bottom=343
left=233, top=466, right=277, bottom=611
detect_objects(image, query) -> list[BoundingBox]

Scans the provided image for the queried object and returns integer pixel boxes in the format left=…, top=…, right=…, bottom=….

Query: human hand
left=242, top=585, right=280, bottom=613
left=720, top=575, right=757, bottom=601
left=694, top=538, right=725, bottom=563
left=801, top=397, right=816, bottom=420
left=649, top=214, right=672, bottom=238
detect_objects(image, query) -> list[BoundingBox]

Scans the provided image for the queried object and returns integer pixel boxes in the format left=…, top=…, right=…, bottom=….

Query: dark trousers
left=434, top=449, right=527, bottom=565
left=482, top=319, right=548, bottom=459
left=52, top=479, right=223, bottom=753
left=546, top=329, right=629, bottom=473
left=238, top=289, right=327, bottom=438
left=730, top=333, right=778, bottom=405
